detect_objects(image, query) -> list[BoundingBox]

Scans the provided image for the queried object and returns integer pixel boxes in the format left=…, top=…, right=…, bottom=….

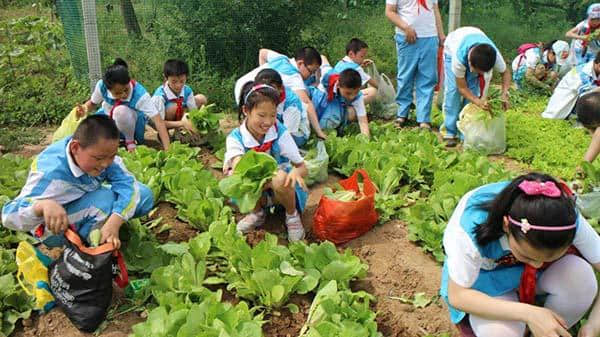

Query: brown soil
left=150, top=202, right=197, bottom=243
left=13, top=127, right=54, bottom=158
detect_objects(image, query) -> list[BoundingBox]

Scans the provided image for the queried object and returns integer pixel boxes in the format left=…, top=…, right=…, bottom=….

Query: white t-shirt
left=444, top=27, right=506, bottom=78
left=444, top=188, right=600, bottom=288
left=511, top=48, right=541, bottom=72
left=266, top=51, right=306, bottom=92
left=386, top=0, right=438, bottom=37
left=341, top=56, right=371, bottom=86
left=152, top=83, right=197, bottom=120
left=234, top=64, right=269, bottom=105
left=91, top=81, right=158, bottom=118
left=224, top=121, right=304, bottom=169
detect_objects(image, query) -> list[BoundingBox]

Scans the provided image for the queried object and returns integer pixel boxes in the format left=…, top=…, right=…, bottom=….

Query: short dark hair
left=103, top=57, right=130, bottom=89
left=295, top=47, right=322, bottom=67
left=595, top=51, right=600, bottom=64
left=163, top=59, right=189, bottom=77
left=474, top=173, right=577, bottom=251
left=470, top=44, right=497, bottom=72
left=338, top=68, right=362, bottom=89
left=346, top=38, right=368, bottom=55
left=576, top=91, right=600, bottom=128
left=255, top=68, right=283, bottom=89
left=237, top=81, right=280, bottom=121
left=72, top=115, right=120, bottom=148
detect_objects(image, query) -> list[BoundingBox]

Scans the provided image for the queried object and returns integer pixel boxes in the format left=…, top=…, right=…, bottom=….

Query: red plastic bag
left=313, top=169, right=378, bottom=244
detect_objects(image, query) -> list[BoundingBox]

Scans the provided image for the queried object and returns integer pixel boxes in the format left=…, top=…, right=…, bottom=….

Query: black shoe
left=445, top=138, right=458, bottom=148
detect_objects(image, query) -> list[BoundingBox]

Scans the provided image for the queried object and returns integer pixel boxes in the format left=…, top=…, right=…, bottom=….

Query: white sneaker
left=237, top=209, right=266, bottom=234
left=285, top=211, right=305, bottom=241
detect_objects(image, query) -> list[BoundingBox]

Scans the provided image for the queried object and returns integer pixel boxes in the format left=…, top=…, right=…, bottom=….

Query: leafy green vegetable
left=89, top=229, right=101, bottom=247
left=219, top=151, right=278, bottom=213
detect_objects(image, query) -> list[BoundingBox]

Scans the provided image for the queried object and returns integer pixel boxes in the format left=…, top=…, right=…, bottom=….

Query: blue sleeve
left=104, top=156, right=140, bottom=220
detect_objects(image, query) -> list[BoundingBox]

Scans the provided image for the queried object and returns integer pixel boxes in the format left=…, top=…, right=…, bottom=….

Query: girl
left=441, top=173, right=600, bottom=337
left=511, top=40, right=570, bottom=90
left=566, top=3, right=600, bottom=66
left=254, top=68, right=311, bottom=147
left=223, top=82, right=308, bottom=242
left=77, top=58, right=170, bottom=152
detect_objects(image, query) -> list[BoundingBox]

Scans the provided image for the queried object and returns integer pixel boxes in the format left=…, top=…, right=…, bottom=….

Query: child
left=441, top=173, right=600, bottom=337
left=566, top=3, right=600, bottom=66
left=1, top=115, right=154, bottom=249
left=311, top=58, right=370, bottom=137
left=254, top=68, right=310, bottom=147
left=77, top=58, right=170, bottom=152
left=575, top=91, right=600, bottom=163
left=442, top=26, right=511, bottom=148
left=224, top=82, right=308, bottom=242
left=542, top=52, right=600, bottom=120
left=385, top=0, right=445, bottom=129
left=152, top=59, right=207, bottom=132
left=329, top=38, right=379, bottom=104
left=512, top=40, right=569, bottom=90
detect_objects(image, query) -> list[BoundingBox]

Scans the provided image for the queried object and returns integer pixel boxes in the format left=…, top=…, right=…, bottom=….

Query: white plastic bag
left=457, top=103, right=506, bottom=155
left=305, top=141, right=329, bottom=186
left=364, top=63, right=396, bottom=119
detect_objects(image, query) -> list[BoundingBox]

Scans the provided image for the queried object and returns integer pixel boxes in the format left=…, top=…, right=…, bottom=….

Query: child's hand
left=475, top=98, right=490, bottom=111
left=181, top=114, right=198, bottom=134
left=75, top=104, right=87, bottom=120
left=285, top=168, right=307, bottom=191
left=501, top=93, right=511, bottom=111
left=101, top=220, right=121, bottom=249
left=405, top=26, right=417, bottom=44
left=362, top=59, right=373, bottom=67
left=36, top=200, right=69, bottom=234
left=526, top=306, right=572, bottom=337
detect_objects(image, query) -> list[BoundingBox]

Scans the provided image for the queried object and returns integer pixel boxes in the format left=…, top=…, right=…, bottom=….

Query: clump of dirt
left=245, top=229, right=267, bottom=247
left=262, top=294, right=312, bottom=337
left=150, top=202, right=198, bottom=243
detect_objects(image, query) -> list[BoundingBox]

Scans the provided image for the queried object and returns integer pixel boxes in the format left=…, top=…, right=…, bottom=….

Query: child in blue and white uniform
left=152, top=59, right=207, bottom=133
left=511, top=40, right=570, bottom=89
left=442, top=27, right=511, bottom=147
left=254, top=68, right=310, bottom=147
left=224, top=82, right=308, bottom=242
left=2, top=115, right=154, bottom=248
left=566, top=4, right=600, bottom=66
left=441, top=173, right=600, bottom=337
left=311, top=57, right=370, bottom=137
left=329, top=38, right=379, bottom=104
left=542, top=54, right=600, bottom=120
left=77, top=58, right=170, bottom=152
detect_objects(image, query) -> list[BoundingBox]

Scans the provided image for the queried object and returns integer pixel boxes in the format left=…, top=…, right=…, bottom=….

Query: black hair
left=163, top=59, right=189, bottom=77
left=474, top=173, right=577, bottom=252
left=237, top=81, right=280, bottom=121
left=576, top=91, right=600, bottom=127
left=338, top=68, right=362, bottom=89
left=255, top=68, right=283, bottom=89
left=543, top=40, right=557, bottom=53
left=72, top=114, right=120, bottom=148
left=295, top=47, right=322, bottom=67
left=103, top=57, right=130, bottom=89
left=346, top=38, right=369, bottom=55
left=595, top=51, right=600, bottom=64
left=470, top=44, right=497, bottom=72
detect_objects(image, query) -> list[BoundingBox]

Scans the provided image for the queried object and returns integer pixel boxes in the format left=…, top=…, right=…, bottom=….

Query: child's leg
left=271, top=170, right=296, bottom=215
left=414, top=36, right=438, bottom=124
left=194, top=94, right=207, bottom=108
left=394, top=34, right=418, bottom=120
left=361, top=87, right=378, bottom=105
left=442, top=54, right=461, bottom=139
left=468, top=291, right=527, bottom=337
left=112, top=105, right=137, bottom=142
left=538, top=254, right=598, bottom=328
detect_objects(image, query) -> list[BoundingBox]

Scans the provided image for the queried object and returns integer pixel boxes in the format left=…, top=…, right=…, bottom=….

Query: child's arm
left=223, top=135, right=245, bottom=175
left=76, top=100, right=96, bottom=119
left=433, top=2, right=446, bottom=44
left=259, top=48, right=274, bottom=66
left=367, top=77, right=379, bottom=89
left=295, top=89, right=327, bottom=140
left=584, top=127, right=600, bottom=162
left=385, top=3, right=417, bottom=43
left=151, top=115, right=171, bottom=151
left=358, top=115, right=370, bottom=138
left=448, top=279, right=571, bottom=337
left=566, top=24, right=586, bottom=40
left=285, top=162, right=308, bottom=191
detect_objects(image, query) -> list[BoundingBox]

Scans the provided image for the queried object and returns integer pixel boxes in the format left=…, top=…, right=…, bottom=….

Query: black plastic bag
left=48, top=229, right=128, bottom=332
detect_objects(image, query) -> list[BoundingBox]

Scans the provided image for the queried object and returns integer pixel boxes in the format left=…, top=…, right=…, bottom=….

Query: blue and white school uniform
left=1, top=137, right=154, bottom=247
left=224, top=121, right=308, bottom=213
left=511, top=48, right=553, bottom=88
left=386, top=0, right=439, bottom=123
left=542, top=60, right=600, bottom=119
left=91, top=80, right=158, bottom=144
left=310, top=65, right=367, bottom=131
left=152, top=83, right=197, bottom=120
left=570, top=19, right=600, bottom=66
left=442, top=27, right=506, bottom=139
left=278, top=87, right=310, bottom=147
left=440, top=182, right=600, bottom=324
left=331, top=56, right=371, bottom=87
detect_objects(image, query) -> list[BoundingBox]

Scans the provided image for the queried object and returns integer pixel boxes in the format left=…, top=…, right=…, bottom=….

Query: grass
left=0, top=127, right=43, bottom=152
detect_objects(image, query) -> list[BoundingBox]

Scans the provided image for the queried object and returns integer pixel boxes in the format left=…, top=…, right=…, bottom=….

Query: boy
left=575, top=91, right=600, bottom=163
left=386, top=0, right=445, bottom=129
left=1, top=115, right=153, bottom=249
left=543, top=52, right=600, bottom=120
left=312, top=59, right=370, bottom=137
left=442, top=26, right=511, bottom=147
left=153, top=59, right=207, bottom=132
left=329, top=38, right=379, bottom=104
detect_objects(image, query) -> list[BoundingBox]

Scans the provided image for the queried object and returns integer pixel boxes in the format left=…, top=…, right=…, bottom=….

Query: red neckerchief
left=250, top=123, right=278, bottom=153
left=169, top=97, right=185, bottom=121
left=417, top=0, right=430, bottom=14
left=108, top=80, right=136, bottom=119
left=279, top=88, right=286, bottom=104
left=327, top=73, right=340, bottom=102
left=478, top=74, right=485, bottom=99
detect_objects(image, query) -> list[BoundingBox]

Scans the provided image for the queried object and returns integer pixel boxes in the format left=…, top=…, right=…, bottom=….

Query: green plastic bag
left=52, top=107, right=83, bottom=143
left=305, top=141, right=329, bottom=186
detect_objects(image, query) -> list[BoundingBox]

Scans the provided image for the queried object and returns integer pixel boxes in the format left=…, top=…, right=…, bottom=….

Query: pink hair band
left=507, top=216, right=576, bottom=234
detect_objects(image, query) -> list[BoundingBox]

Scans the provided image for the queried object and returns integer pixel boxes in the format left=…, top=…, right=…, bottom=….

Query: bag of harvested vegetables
left=313, top=169, right=378, bottom=244
left=457, top=103, right=506, bottom=155
left=305, top=141, right=329, bottom=186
